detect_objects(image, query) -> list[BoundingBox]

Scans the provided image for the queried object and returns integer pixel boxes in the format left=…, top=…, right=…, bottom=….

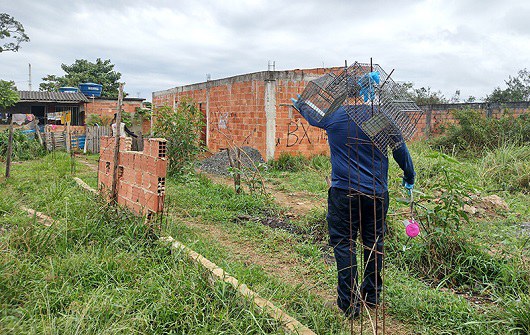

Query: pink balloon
left=405, top=219, right=420, bottom=238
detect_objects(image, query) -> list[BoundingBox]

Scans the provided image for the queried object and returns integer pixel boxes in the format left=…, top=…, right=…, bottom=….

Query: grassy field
left=0, top=153, right=284, bottom=334
left=1, top=139, right=529, bottom=334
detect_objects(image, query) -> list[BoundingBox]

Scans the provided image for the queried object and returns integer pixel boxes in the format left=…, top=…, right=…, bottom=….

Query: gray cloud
left=1, top=0, right=529, bottom=101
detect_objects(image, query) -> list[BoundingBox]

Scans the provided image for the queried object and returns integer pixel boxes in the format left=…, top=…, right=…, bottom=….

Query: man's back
left=296, top=105, right=415, bottom=194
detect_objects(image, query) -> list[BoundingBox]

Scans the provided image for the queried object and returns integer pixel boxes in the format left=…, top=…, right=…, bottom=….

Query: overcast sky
left=1, top=0, right=529, bottom=101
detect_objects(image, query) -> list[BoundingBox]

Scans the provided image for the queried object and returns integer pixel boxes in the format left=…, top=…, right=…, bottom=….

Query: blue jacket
left=297, top=104, right=415, bottom=195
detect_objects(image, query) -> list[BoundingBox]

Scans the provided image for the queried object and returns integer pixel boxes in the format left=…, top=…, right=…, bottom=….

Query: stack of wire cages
left=344, top=62, right=423, bottom=155
left=297, top=70, right=350, bottom=123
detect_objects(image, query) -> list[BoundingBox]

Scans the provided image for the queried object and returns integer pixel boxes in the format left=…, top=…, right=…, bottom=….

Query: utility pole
left=28, top=63, right=32, bottom=91
left=111, top=83, right=124, bottom=203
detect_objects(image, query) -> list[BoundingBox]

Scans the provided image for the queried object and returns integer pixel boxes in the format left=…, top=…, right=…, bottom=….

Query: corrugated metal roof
left=17, top=91, right=89, bottom=103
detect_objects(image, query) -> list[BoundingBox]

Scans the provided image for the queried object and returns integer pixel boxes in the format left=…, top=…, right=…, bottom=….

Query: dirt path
left=74, top=154, right=98, bottom=172
left=177, top=216, right=413, bottom=335
left=200, top=171, right=324, bottom=217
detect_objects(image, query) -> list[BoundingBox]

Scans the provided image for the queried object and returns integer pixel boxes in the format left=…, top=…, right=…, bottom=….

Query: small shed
left=5, top=91, right=88, bottom=127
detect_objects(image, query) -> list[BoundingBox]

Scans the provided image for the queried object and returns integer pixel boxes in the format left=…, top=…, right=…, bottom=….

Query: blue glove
left=357, top=71, right=380, bottom=102
left=402, top=179, right=414, bottom=195
left=291, top=94, right=302, bottom=110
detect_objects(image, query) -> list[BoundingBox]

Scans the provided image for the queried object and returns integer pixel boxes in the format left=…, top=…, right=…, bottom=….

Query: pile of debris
left=198, top=147, right=266, bottom=176
left=462, top=194, right=510, bottom=217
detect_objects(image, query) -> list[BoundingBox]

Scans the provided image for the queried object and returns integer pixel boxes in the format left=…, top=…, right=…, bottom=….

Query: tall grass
left=477, top=144, right=530, bottom=192
left=0, top=153, right=284, bottom=334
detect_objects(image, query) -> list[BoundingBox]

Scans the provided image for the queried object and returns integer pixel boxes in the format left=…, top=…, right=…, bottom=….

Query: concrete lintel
left=152, top=67, right=339, bottom=97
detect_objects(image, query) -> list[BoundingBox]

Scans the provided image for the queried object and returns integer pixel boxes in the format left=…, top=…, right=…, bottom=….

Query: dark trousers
left=326, top=187, right=389, bottom=313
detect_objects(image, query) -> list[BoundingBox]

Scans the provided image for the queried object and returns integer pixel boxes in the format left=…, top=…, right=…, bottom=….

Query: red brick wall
left=153, top=68, right=339, bottom=160
left=85, top=99, right=143, bottom=120
left=274, top=79, right=330, bottom=158
left=98, top=136, right=167, bottom=216
left=153, top=81, right=268, bottom=155
left=153, top=70, right=530, bottom=159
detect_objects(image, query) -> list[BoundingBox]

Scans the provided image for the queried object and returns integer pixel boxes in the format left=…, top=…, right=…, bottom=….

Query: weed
left=269, top=153, right=308, bottom=172
left=431, top=108, right=530, bottom=155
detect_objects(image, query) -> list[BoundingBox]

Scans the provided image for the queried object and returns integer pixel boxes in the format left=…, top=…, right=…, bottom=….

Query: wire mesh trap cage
left=296, top=70, right=350, bottom=122
left=344, top=62, right=423, bottom=155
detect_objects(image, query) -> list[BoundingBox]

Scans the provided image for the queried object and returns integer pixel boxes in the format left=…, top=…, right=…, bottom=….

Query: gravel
left=198, top=146, right=266, bottom=176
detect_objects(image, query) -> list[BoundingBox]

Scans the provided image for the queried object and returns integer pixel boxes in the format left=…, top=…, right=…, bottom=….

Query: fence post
left=111, top=83, right=124, bottom=203
left=425, top=108, right=432, bottom=139
left=5, top=115, right=14, bottom=178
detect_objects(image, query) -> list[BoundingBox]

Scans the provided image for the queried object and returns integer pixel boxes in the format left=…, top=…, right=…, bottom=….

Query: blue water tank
left=79, top=83, right=103, bottom=97
left=59, top=87, right=79, bottom=93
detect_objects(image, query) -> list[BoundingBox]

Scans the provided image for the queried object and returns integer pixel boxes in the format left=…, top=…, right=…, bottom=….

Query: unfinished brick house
left=152, top=67, right=341, bottom=160
left=152, top=68, right=530, bottom=161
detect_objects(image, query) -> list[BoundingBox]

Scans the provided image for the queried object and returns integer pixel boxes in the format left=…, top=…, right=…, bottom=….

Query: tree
left=153, top=98, right=204, bottom=175
left=0, top=13, right=29, bottom=52
left=39, top=58, right=123, bottom=98
left=486, top=68, right=530, bottom=103
left=402, top=82, right=448, bottom=105
left=0, top=80, right=19, bottom=110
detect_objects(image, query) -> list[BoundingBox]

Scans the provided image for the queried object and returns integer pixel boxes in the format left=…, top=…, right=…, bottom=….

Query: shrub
left=153, top=98, right=204, bottom=176
left=431, top=108, right=530, bottom=155
left=0, top=129, right=46, bottom=161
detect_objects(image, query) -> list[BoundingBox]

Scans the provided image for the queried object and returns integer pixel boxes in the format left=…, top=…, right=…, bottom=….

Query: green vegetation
left=0, top=129, right=45, bottom=161
left=0, top=153, right=284, bottom=334
left=153, top=98, right=204, bottom=176
left=0, top=13, right=30, bottom=52
left=486, top=68, right=530, bottom=103
left=431, top=108, right=530, bottom=155
left=0, top=80, right=19, bottom=110
left=2, top=114, right=529, bottom=333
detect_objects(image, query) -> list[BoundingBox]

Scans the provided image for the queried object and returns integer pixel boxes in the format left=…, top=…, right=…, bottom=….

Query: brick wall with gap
left=98, top=136, right=167, bottom=216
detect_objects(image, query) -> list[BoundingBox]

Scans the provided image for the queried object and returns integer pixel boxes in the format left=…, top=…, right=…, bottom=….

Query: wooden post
left=226, top=147, right=241, bottom=194
left=65, top=121, right=71, bottom=154
left=5, top=115, right=14, bottom=178
left=235, top=147, right=241, bottom=194
left=34, top=118, right=44, bottom=146
left=111, top=83, right=124, bottom=203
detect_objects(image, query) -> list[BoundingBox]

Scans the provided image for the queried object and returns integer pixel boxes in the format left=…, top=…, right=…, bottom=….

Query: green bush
left=0, top=129, right=46, bottom=162
left=153, top=98, right=204, bottom=176
left=431, top=108, right=530, bottom=155
left=390, top=230, right=529, bottom=296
